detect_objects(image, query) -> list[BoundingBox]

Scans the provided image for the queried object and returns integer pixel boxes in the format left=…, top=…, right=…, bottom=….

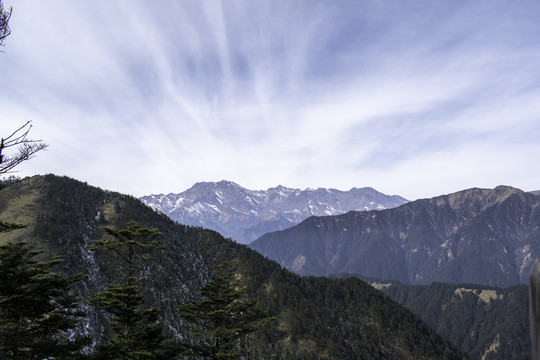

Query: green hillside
left=380, top=281, right=530, bottom=360
left=0, top=175, right=468, bottom=359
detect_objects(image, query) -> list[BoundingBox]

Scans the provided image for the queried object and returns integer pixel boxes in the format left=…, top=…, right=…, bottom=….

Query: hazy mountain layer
left=140, top=180, right=408, bottom=244
left=250, top=186, right=540, bottom=287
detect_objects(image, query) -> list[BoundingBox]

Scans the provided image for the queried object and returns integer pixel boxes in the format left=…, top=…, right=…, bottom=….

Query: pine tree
left=88, top=221, right=171, bottom=360
left=0, top=241, right=89, bottom=359
left=178, top=262, right=274, bottom=360
left=0, top=221, right=24, bottom=232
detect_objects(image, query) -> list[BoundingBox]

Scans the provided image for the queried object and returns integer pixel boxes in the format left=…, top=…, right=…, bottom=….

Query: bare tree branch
left=0, top=1, right=12, bottom=47
left=0, top=121, right=48, bottom=175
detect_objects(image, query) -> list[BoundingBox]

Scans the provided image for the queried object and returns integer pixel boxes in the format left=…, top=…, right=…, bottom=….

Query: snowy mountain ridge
left=140, top=180, right=408, bottom=244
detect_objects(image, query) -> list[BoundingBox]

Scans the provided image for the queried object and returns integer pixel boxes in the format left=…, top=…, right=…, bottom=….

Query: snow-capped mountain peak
left=140, top=181, right=408, bottom=244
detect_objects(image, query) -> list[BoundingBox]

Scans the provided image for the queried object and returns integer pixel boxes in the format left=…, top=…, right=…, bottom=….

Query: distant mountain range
left=140, top=181, right=408, bottom=244
left=250, top=186, right=540, bottom=287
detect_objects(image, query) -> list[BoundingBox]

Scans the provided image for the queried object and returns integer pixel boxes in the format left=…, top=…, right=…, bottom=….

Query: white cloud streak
left=1, top=0, right=539, bottom=199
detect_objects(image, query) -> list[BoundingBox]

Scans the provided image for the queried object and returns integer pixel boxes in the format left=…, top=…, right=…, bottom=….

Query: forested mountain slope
left=351, top=276, right=529, bottom=360
left=382, top=282, right=529, bottom=360
left=251, top=186, right=540, bottom=287
left=0, top=175, right=467, bottom=359
left=0, top=175, right=211, bottom=342
left=197, top=231, right=468, bottom=359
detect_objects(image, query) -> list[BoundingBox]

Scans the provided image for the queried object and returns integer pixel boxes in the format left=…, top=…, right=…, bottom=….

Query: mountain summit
left=250, top=186, right=540, bottom=287
left=140, top=181, right=408, bottom=244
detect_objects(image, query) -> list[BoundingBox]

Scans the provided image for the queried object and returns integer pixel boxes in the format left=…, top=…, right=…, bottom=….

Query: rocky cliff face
left=140, top=181, right=408, bottom=244
left=250, top=186, right=540, bottom=287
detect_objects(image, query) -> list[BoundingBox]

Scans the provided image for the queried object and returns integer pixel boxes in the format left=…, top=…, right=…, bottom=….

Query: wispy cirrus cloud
left=1, top=0, right=539, bottom=199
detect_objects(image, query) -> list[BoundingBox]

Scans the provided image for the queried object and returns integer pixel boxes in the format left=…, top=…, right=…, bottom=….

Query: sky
left=1, top=0, right=540, bottom=200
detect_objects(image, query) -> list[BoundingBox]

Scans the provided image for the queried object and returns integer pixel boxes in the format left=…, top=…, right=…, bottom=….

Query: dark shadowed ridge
left=250, top=185, right=540, bottom=287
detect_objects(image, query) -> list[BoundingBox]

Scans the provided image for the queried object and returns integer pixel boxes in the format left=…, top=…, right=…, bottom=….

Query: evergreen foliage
left=0, top=241, right=89, bottom=359
left=381, top=281, right=530, bottom=359
left=196, top=230, right=469, bottom=360
left=0, top=221, right=25, bottom=232
left=89, top=222, right=163, bottom=285
left=28, top=175, right=211, bottom=343
left=178, top=262, right=274, bottom=359
left=88, top=222, right=171, bottom=360
left=0, top=176, right=474, bottom=359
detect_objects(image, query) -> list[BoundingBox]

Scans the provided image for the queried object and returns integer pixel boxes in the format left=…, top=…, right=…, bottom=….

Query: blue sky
left=1, top=0, right=539, bottom=200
